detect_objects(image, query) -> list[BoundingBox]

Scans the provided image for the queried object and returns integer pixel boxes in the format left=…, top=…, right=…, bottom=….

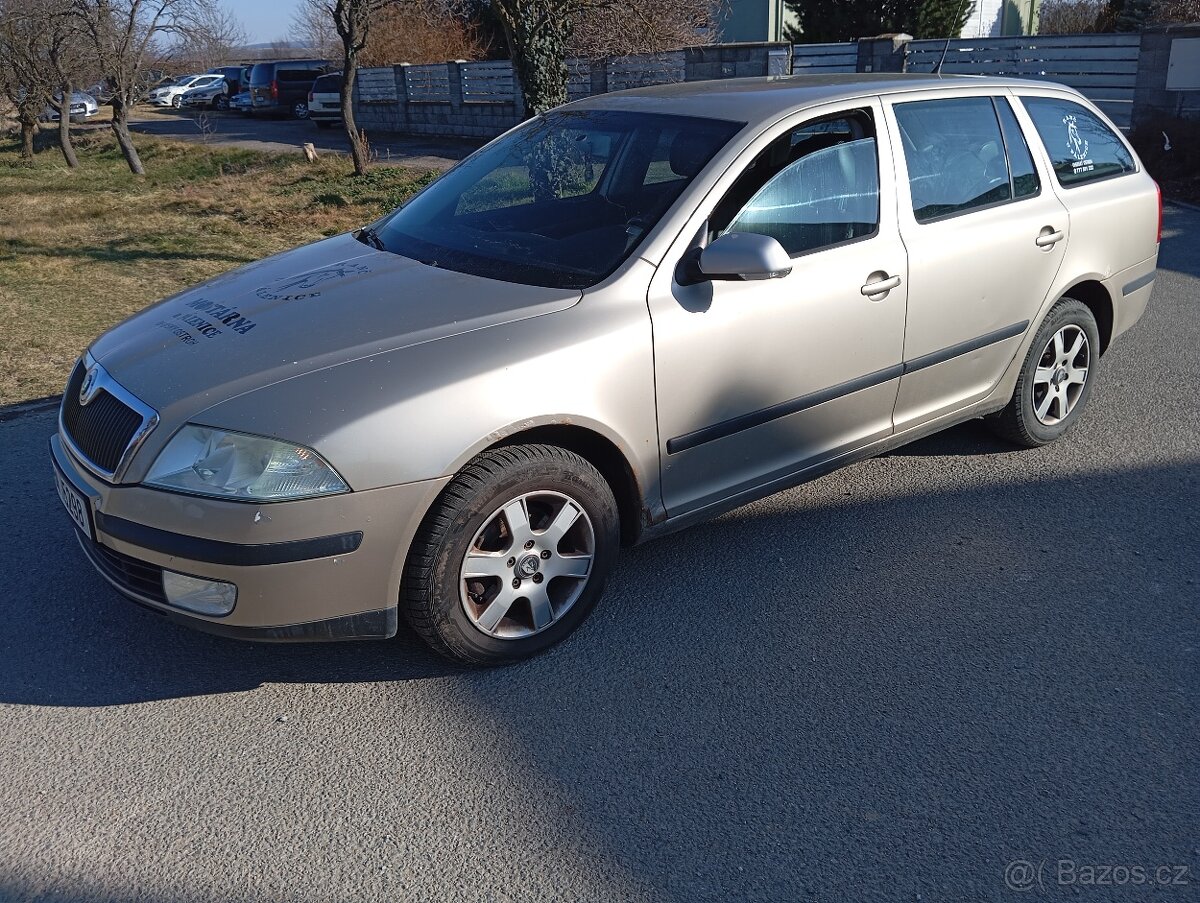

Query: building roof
left=567, top=73, right=1075, bottom=121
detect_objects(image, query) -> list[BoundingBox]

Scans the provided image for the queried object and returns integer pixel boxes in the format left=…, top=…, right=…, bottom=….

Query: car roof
left=566, top=73, right=1078, bottom=121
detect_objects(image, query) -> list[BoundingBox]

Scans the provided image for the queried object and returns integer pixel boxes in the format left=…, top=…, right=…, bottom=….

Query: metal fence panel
left=461, top=61, right=514, bottom=103
left=357, top=67, right=397, bottom=103
left=405, top=64, right=451, bottom=102
left=607, top=51, right=686, bottom=92
left=791, top=43, right=859, bottom=74
left=906, top=34, right=1141, bottom=127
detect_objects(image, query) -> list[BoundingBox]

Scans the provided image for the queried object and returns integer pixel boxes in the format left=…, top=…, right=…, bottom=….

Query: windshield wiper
left=357, top=226, right=386, bottom=251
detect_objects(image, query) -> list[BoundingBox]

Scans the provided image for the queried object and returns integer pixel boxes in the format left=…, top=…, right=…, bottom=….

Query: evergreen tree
left=915, top=0, right=976, bottom=37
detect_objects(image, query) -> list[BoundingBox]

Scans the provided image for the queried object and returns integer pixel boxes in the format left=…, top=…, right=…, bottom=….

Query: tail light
left=1155, top=180, right=1162, bottom=244
left=270, top=80, right=278, bottom=101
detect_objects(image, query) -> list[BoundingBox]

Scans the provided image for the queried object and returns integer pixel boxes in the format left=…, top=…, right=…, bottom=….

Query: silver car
left=52, top=75, right=1159, bottom=664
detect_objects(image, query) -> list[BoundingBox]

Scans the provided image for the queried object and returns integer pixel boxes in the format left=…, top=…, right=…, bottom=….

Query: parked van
left=248, top=59, right=331, bottom=119
left=309, top=72, right=344, bottom=129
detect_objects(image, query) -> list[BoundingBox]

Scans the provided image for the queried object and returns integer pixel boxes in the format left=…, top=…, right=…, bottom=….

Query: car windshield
left=371, top=109, right=743, bottom=289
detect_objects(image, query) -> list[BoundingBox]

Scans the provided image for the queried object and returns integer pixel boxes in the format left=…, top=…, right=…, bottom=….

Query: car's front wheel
left=171, top=95, right=182, bottom=108
left=402, top=444, right=620, bottom=666
left=213, top=95, right=229, bottom=111
left=988, top=297, right=1100, bottom=447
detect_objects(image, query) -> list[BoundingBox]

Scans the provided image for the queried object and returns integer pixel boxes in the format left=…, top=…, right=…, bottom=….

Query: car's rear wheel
left=402, top=444, right=620, bottom=666
left=292, top=101, right=309, bottom=120
left=988, top=297, right=1100, bottom=447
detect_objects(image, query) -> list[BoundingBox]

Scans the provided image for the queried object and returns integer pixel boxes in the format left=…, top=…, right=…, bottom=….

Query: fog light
left=162, top=570, right=237, bottom=616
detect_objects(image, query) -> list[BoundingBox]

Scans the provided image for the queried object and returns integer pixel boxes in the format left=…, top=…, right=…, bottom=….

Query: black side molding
left=1122, top=272, right=1154, bottom=296
left=901, top=320, right=1029, bottom=375
left=95, top=512, right=363, bottom=566
left=667, top=364, right=905, bottom=454
left=666, top=320, right=1029, bottom=455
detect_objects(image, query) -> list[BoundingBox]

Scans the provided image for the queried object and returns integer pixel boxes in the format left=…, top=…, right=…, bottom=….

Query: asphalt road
left=1, top=207, right=1197, bottom=903
left=126, top=107, right=480, bottom=170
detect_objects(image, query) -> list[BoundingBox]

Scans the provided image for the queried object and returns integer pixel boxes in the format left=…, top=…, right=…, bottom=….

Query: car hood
left=89, top=232, right=582, bottom=424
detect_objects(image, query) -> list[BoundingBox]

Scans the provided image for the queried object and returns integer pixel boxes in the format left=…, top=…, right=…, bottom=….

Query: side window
left=719, top=111, right=880, bottom=257
left=1020, top=97, right=1135, bottom=187
left=995, top=98, right=1040, bottom=199
left=894, top=97, right=1012, bottom=222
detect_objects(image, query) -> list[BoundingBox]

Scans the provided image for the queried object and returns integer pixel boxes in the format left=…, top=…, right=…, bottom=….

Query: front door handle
left=1035, top=227, right=1065, bottom=248
left=861, top=273, right=902, bottom=297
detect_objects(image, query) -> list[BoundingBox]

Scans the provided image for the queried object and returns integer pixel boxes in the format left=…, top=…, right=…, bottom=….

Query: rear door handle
left=861, top=274, right=902, bottom=297
left=1035, top=228, right=1065, bottom=248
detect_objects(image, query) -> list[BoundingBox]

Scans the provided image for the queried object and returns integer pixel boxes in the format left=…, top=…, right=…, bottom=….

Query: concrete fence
left=352, top=27, right=1200, bottom=140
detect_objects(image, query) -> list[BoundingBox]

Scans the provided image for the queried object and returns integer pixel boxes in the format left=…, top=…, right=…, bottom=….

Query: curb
left=0, top=395, right=61, bottom=423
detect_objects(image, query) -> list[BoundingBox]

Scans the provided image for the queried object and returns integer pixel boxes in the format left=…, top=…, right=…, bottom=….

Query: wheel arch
left=486, top=424, right=646, bottom=546
left=1058, top=278, right=1114, bottom=355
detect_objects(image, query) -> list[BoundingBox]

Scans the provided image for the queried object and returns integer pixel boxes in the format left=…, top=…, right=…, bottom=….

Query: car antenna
left=932, top=0, right=970, bottom=74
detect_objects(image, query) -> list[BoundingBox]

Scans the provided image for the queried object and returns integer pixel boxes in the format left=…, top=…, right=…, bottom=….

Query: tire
left=292, top=101, right=309, bottom=120
left=402, top=444, right=620, bottom=666
left=988, top=297, right=1100, bottom=448
left=171, top=95, right=181, bottom=109
left=213, top=95, right=229, bottom=111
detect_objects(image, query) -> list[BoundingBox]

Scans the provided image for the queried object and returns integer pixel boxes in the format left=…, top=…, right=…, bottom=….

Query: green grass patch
left=0, top=132, right=445, bottom=405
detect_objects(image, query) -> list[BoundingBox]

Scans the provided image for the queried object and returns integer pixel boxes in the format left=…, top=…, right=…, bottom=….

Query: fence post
left=856, top=33, right=911, bottom=73
left=590, top=57, right=608, bottom=95
left=448, top=61, right=465, bottom=113
left=390, top=63, right=410, bottom=133
left=1132, top=24, right=1200, bottom=131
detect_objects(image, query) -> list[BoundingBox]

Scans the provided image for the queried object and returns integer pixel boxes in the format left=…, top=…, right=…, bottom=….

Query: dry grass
left=0, top=131, right=439, bottom=405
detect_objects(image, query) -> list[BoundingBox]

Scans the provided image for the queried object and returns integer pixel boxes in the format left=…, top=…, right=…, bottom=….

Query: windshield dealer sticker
left=1063, top=114, right=1093, bottom=175
left=255, top=264, right=371, bottom=301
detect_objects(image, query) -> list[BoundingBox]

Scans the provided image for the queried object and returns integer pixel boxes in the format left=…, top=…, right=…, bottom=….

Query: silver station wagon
left=52, top=74, right=1160, bottom=664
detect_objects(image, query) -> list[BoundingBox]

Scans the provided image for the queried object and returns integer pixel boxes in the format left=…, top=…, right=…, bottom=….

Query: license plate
left=54, top=458, right=94, bottom=541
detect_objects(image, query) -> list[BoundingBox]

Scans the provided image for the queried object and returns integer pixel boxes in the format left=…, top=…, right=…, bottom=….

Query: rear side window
left=279, top=67, right=320, bottom=83
left=1021, top=97, right=1135, bottom=187
left=894, top=97, right=1013, bottom=222
left=995, top=98, right=1040, bottom=199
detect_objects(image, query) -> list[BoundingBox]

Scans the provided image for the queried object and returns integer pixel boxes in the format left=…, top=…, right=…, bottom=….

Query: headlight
left=144, top=425, right=349, bottom=501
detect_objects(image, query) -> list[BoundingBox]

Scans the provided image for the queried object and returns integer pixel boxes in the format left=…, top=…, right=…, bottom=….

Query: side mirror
left=697, top=232, right=792, bottom=282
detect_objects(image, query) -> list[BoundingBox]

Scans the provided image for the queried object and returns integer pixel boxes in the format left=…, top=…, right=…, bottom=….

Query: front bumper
left=51, top=433, right=450, bottom=641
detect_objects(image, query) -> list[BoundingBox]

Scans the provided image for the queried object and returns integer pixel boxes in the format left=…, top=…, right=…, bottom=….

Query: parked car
left=41, top=91, right=99, bottom=122
left=148, top=74, right=203, bottom=108
left=208, top=65, right=250, bottom=96
left=180, top=75, right=230, bottom=110
left=248, top=59, right=330, bottom=118
left=308, top=72, right=343, bottom=129
left=52, top=75, right=1159, bottom=665
left=230, top=90, right=252, bottom=114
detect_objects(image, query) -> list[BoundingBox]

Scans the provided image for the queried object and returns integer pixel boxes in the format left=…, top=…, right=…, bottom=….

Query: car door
left=882, top=90, right=1071, bottom=431
left=647, top=100, right=908, bottom=517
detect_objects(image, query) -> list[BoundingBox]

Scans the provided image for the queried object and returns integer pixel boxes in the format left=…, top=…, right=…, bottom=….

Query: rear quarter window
left=1020, top=97, right=1135, bottom=187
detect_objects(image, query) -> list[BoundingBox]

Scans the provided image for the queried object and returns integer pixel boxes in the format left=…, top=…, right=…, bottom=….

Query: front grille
left=77, top=531, right=167, bottom=604
left=61, top=362, right=145, bottom=475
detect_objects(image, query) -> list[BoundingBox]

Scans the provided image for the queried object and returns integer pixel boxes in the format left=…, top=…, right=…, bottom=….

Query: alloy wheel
left=1032, top=324, right=1090, bottom=426
left=459, top=490, right=595, bottom=639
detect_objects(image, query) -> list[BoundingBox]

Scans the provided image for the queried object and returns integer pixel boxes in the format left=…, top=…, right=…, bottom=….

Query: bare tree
left=361, top=0, right=485, bottom=66
left=71, top=0, right=199, bottom=175
left=170, top=1, right=247, bottom=70
left=291, top=0, right=341, bottom=58
left=327, top=0, right=391, bottom=177
left=488, top=0, right=718, bottom=116
left=0, top=0, right=55, bottom=160
left=1037, top=0, right=1105, bottom=32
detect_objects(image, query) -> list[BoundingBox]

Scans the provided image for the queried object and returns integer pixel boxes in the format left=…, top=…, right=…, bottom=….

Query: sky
left=220, top=0, right=304, bottom=45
